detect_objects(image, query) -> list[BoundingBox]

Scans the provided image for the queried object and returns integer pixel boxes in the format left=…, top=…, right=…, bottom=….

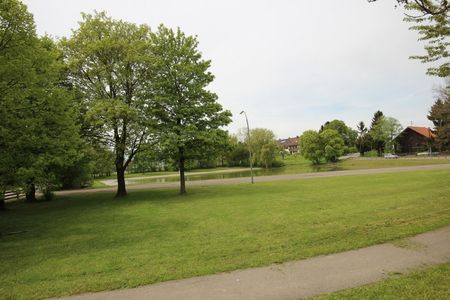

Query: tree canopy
left=246, top=128, right=279, bottom=168
left=150, top=25, right=232, bottom=194
left=61, top=12, right=157, bottom=197
left=0, top=0, right=81, bottom=207
left=300, top=129, right=345, bottom=164
left=369, top=116, right=403, bottom=153
left=320, top=119, right=358, bottom=153
left=369, top=0, right=449, bottom=77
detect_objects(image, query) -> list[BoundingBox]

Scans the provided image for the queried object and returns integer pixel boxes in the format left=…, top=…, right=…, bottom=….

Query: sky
left=22, top=0, right=444, bottom=138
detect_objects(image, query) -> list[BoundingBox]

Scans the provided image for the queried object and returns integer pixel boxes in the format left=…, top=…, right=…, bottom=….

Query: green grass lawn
left=1, top=169, right=450, bottom=299
left=315, top=263, right=450, bottom=299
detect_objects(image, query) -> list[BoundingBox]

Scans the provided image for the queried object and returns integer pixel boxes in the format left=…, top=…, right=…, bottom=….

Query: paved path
left=56, top=163, right=450, bottom=196
left=58, top=226, right=450, bottom=300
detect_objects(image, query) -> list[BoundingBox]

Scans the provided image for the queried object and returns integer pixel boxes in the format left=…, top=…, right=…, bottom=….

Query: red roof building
left=395, top=126, right=435, bottom=153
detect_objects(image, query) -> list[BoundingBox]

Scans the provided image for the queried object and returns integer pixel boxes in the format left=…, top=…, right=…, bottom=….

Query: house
left=395, top=126, right=436, bottom=154
left=278, top=136, right=299, bottom=154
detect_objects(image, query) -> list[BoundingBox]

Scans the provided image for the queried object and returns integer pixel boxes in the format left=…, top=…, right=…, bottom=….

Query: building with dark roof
left=395, top=126, right=436, bottom=154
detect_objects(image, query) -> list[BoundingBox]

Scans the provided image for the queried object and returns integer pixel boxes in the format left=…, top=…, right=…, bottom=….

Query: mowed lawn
left=315, top=263, right=450, bottom=300
left=1, top=170, right=450, bottom=299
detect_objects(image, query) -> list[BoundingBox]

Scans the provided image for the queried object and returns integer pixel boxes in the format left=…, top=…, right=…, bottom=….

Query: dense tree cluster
left=0, top=0, right=81, bottom=208
left=0, top=1, right=231, bottom=208
left=300, top=129, right=346, bottom=164
left=300, top=114, right=403, bottom=164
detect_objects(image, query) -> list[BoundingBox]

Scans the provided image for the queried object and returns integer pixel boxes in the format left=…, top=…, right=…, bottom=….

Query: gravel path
left=57, top=226, right=450, bottom=300
left=56, top=163, right=450, bottom=196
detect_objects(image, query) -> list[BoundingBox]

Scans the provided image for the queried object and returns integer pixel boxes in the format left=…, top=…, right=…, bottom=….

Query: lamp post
left=240, top=110, right=254, bottom=184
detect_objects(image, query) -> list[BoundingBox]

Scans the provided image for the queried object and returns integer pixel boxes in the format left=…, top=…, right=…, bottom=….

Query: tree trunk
left=179, top=147, right=186, bottom=195
left=0, top=198, right=5, bottom=211
left=25, top=182, right=37, bottom=202
left=115, top=157, right=127, bottom=197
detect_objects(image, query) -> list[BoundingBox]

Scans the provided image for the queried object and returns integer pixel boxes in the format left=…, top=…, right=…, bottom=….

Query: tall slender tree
left=150, top=25, right=231, bottom=194
left=356, top=121, right=371, bottom=155
left=428, top=82, right=450, bottom=150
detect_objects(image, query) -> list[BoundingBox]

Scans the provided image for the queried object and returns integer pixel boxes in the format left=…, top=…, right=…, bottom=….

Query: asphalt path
left=57, top=226, right=450, bottom=300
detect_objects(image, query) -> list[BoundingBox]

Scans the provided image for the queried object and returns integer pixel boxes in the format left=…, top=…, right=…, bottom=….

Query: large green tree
left=247, top=128, right=279, bottom=168
left=61, top=12, right=156, bottom=197
left=0, top=0, right=35, bottom=209
left=300, top=129, right=346, bottom=164
left=320, top=119, right=358, bottom=153
left=369, top=116, right=403, bottom=153
left=1, top=0, right=81, bottom=208
left=369, top=0, right=449, bottom=77
left=150, top=25, right=231, bottom=194
left=321, top=129, right=346, bottom=162
left=300, top=130, right=323, bottom=164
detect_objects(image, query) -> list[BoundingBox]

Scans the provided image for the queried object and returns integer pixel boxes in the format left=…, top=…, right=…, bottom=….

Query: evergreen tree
left=428, top=83, right=450, bottom=150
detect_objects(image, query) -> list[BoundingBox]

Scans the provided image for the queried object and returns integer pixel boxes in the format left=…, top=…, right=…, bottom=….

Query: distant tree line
left=300, top=114, right=404, bottom=164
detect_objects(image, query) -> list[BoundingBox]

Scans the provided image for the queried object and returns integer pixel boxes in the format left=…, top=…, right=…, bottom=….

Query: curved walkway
left=58, top=226, right=450, bottom=300
left=56, top=163, right=450, bottom=196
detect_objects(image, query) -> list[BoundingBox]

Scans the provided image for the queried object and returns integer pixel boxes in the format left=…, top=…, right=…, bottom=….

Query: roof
left=278, top=136, right=299, bottom=147
left=407, top=126, right=436, bottom=139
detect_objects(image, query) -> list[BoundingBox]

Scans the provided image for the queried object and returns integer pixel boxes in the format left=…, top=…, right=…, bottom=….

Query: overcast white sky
left=22, top=0, right=443, bottom=138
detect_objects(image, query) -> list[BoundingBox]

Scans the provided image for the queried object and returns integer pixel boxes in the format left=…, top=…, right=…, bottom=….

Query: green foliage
left=403, top=1, right=450, bottom=77
left=369, top=116, right=403, bottom=153
left=89, top=145, right=115, bottom=178
left=61, top=12, right=157, bottom=196
left=321, top=129, right=346, bottom=162
left=300, top=129, right=345, bottom=164
left=224, top=135, right=250, bottom=167
left=300, top=130, right=323, bottom=164
left=369, top=110, right=385, bottom=156
left=247, top=128, right=280, bottom=168
left=317, top=263, right=450, bottom=300
left=0, top=0, right=81, bottom=201
left=149, top=25, right=232, bottom=192
left=428, top=83, right=450, bottom=150
left=129, top=143, right=164, bottom=173
left=369, top=0, right=449, bottom=77
left=356, top=121, right=372, bottom=156
left=320, top=119, right=357, bottom=153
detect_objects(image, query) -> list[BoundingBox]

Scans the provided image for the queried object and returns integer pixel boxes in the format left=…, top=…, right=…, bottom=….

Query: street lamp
left=240, top=110, right=254, bottom=184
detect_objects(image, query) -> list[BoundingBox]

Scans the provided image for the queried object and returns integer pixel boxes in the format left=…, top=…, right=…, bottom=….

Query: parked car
left=384, top=153, right=399, bottom=159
